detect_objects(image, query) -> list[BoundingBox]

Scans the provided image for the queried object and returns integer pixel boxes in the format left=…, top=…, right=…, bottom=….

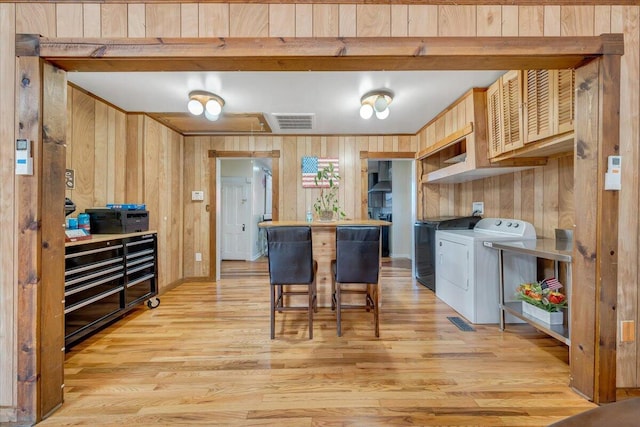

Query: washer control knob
left=495, top=220, right=502, bottom=226
left=513, top=223, right=520, bottom=228
left=506, top=222, right=512, bottom=227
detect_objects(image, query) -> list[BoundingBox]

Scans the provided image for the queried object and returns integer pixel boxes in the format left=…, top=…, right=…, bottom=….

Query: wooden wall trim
left=208, top=149, right=280, bottom=158
left=360, top=151, right=415, bottom=159
left=38, top=35, right=622, bottom=72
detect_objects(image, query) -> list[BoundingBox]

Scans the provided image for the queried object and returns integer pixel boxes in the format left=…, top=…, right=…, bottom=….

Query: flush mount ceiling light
left=187, top=90, right=225, bottom=121
left=360, top=90, right=393, bottom=120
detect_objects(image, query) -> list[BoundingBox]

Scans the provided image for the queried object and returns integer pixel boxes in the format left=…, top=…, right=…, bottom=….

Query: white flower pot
left=522, top=301, right=563, bottom=325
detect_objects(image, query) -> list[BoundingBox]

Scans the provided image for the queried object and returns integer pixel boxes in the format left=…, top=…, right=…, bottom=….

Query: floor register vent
left=447, top=316, right=475, bottom=332
left=272, top=113, right=314, bottom=130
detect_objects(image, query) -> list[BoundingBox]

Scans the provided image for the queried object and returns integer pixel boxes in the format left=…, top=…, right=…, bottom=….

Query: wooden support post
left=15, top=51, right=66, bottom=425
left=15, top=54, right=42, bottom=427
left=40, top=61, right=67, bottom=418
left=572, top=54, right=621, bottom=403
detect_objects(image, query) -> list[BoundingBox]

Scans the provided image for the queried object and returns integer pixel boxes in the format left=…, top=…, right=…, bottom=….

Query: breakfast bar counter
left=259, top=220, right=391, bottom=307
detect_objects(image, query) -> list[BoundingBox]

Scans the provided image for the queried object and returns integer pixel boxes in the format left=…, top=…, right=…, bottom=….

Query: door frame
left=14, top=33, right=623, bottom=423
left=208, top=150, right=280, bottom=281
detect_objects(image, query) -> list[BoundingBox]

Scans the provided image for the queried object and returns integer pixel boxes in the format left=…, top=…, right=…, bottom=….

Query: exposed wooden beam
left=16, top=34, right=39, bottom=57
left=36, top=35, right=623, bottom=72
left=360, top=151, right=416, bottom=160
left=7, top=0, right=640, bottom=4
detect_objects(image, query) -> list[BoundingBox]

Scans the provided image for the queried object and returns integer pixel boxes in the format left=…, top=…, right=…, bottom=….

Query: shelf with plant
left=515, top=279, right=566, bottom=325
left=313, top=163, right=346, bottom=221
left=516, top=281, right=566, bottom=312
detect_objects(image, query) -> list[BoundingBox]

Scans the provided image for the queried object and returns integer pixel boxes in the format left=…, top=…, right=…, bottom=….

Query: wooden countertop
left=65, top=230, right=157, bottom=247
left=258, top=219, right=391, bottom=228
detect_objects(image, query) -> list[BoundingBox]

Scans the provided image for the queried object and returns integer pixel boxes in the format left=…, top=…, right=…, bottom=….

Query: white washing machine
left=435, top=218, right=537, bottom=324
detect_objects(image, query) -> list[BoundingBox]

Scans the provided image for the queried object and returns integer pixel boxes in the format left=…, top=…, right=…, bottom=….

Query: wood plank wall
left=65, top=86, right=127, bottom=213
left=182, top=135, right=416, bottom=277
left=0, top=3, right=17, bottom=419
left=1, top=2, right=639, bottom=422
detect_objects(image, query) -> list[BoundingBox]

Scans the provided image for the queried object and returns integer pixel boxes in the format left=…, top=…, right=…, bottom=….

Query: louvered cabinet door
left=486, top=78, right=504, bottom=158
left=501, top=70, right=524, bottom=152
left=555, top=69, right=575, bottom=134
left=523, top=69, right=554, bottom=144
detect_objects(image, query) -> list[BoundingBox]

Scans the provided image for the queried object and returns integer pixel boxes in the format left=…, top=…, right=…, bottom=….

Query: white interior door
left=221, top=178, right=251, bottom=260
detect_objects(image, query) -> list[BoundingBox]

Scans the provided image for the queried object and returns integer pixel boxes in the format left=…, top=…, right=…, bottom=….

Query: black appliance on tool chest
left=86, top=208, right=149, bottom=234
left=414, top=216, right=480, bottom=291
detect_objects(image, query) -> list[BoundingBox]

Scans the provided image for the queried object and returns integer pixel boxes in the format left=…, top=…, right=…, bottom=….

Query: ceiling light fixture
left=187, top=90, right=225, bottom=121
left=360, top=90, right=393, bottom=120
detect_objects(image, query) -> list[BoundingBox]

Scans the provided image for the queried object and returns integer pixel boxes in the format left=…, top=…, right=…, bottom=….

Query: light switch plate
left=192, top=190, right=204, bottom=201
left=472, top=201, right=484, bottom=215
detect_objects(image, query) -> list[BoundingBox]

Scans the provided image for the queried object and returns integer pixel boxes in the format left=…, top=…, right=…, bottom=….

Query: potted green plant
left=516, top=280, right=567, bottom=325
left=313, top=163, right=346, bottom=221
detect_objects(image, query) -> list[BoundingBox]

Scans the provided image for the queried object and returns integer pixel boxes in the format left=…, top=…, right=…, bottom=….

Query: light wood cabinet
left=489, top=69, right=575, bottom=161
left=523, top=69, right=575, bottom=144
left=416, top=88, right=543, bottom=186
left=487, top=70, right=524, bottom=158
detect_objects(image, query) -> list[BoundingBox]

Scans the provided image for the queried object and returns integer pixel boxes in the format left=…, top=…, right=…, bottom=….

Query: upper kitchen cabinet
left=416, top=88, right=542, bottom=185
left=489, top=69, right=575, bottom=162
left=523, top=69, right=575, bottom=144
left=487, top=70, right=523, bottom=158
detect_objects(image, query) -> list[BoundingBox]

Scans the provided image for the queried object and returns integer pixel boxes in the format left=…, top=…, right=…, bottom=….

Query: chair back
left=335, top=226, right=380, bottom=284
left=266, top=226, right=314, bottom=285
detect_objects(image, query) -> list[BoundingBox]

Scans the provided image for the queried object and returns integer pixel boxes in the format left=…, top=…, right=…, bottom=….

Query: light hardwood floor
left=40, top=258, right=598, bottom=426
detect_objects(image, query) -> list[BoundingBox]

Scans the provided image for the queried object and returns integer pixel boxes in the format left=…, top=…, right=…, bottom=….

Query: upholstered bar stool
left=266, top=226, right=318, bottom=339
left=331, top=226, right=381, bottom=337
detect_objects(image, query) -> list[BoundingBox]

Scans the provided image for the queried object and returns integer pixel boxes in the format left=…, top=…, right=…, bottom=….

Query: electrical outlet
left=195, top=252, right=202, bottom=262
left=472, top=201, right=484, bottom=216
left=192, top=190, right=204, bottom=201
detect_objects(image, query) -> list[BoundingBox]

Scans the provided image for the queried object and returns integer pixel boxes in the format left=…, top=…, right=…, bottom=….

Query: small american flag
left=301, top=156, right=339, bottom=188
left=541, top=277, right=563, bottom=291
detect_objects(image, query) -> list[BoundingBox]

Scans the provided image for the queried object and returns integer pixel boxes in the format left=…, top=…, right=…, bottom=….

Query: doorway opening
left=219, top=158, right=272, bottom=275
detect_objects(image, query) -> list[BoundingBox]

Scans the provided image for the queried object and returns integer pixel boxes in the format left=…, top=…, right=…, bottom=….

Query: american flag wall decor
left=301, top=157, right=339, bottom=188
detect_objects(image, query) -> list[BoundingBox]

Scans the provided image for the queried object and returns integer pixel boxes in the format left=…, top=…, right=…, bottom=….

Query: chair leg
left=330, top=262, right=336, bottom=311
left=336, top=282, right=342, bottom=337
left=308, top=284, right=313, bottom=339
left=373, top=285, right=379, bottom=337
left=313, top=280, right=318, bottom=313
left=270, top=285, right=276, bottom=339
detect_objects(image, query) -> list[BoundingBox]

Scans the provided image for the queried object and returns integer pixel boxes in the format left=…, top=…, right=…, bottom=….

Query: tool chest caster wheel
left=146, top=297, right=160, bottom=309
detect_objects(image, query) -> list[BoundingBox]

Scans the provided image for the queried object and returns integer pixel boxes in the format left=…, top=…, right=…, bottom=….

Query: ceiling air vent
left=272, top=113, right=314, bottom=130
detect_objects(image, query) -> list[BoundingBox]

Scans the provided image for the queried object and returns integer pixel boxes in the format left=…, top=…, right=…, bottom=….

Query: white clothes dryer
left=435, top=218, right=537, bottom=324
